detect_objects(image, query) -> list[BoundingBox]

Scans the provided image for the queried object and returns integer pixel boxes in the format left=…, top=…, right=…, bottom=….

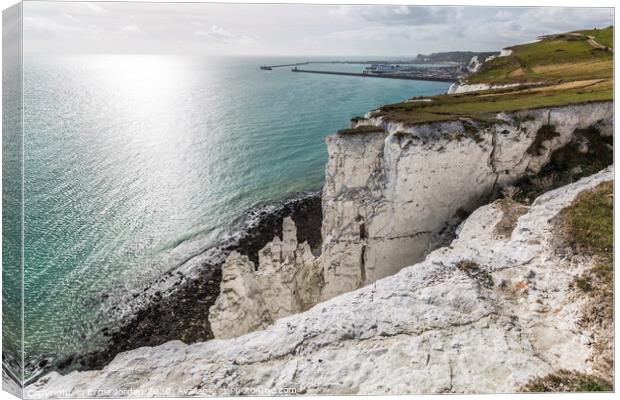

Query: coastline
left=37, top=99, right=613, bottom=394
left=21, top=65, right=451, bottom=383
left=32, top=190, right=323, bottom=379
left=21, top=23, right=615, bottom=396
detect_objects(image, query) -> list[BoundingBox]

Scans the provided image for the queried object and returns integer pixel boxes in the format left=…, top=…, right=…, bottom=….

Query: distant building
left=363, top=64, right=399, bottom=74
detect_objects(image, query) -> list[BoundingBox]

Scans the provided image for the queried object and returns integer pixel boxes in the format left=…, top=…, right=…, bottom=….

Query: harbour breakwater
left=291, top=68, right=456, bottom=82
left=259, top=60, right=463, bottom=81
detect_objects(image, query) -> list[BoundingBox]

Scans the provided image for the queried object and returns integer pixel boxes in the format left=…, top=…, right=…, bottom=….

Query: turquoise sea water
left=20, top=55, right=450, bottom=367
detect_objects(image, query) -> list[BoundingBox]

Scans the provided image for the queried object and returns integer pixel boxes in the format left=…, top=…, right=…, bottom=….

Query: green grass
left=564, top=181, right=613, bottom=255
left=514, top=35, right=608, bottom=66
left=564, top=179, right=613, bottom=290
left=561, top=181, right=614, bottom=382
left=563, top=180, right=613, bottom=296
left=374, top=80, right=612, bottom=126
left=467, top=54, right=525, bottom=84
left=577, top=26, right=614, bottom=49
left=363, top=26, right=613, bottom=128
left=467, top=27, right=613, bottom=85
left=520, top=182, right=615, bottom=392
left=372, top=26, right=613, bottom=127
left=521, top=370, right=612, bottom=392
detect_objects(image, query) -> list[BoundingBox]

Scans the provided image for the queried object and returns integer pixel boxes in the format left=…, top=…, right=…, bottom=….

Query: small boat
left=259, top=66, right=272, bottom=70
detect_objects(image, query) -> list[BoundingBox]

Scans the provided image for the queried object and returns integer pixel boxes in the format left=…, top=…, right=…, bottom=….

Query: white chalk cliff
left=325, top=102, right=611, bottom=295
left=447, top=82, right=524, bottom=94
left=27, top=167, right=613, bottom=397
left=208, top=217, right=323, bottom=339
left=447, top=48, right=514, bottom=94
left=206, top=102, right=612, bottom=340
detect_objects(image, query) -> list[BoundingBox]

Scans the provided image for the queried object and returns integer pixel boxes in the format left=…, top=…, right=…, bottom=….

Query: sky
left=21, top=1, right=614, bottom=56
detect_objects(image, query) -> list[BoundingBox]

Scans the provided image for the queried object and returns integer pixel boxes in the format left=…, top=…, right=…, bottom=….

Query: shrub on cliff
left=337, top=125, right=385, bottom=135
left=521, top=370, right=612, bottom=392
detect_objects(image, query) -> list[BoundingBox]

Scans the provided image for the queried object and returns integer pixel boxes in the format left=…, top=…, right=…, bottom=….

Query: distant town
left=260, top=51, right=500, bottom=82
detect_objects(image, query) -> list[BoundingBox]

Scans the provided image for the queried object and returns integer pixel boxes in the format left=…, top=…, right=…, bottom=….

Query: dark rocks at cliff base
left=236, top=192, right=323, bottom=265
left=65, top=263, right=222, bottom=373
left=49, top=191, right=323, bottom=374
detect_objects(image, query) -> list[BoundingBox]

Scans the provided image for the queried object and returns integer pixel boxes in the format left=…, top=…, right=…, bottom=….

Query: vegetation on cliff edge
left=521, top=182, right=613, bottom=391
left=564, top=180, right=613, bottom=325
left=564, top=180, right=613, bottom=257
left=468, top=26, right=613, bottom=84
left=521, top=370, right=612, bottom=392
left=565, top=181, right=613, bottom=383
left=374, top=26, right=612, bottom=126
left=337, top=125, right=385, bottom=135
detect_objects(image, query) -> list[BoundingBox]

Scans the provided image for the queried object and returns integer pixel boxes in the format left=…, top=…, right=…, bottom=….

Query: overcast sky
left=22, top=2, right=614, bottom=56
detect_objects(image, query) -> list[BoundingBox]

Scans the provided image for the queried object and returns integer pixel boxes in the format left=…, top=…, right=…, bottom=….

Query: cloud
left=194, top=25, right=232, bottom=41
left=83, top=3, right=104, bottom=14
left=24, top=16, right=88, bottom=36
left=322, top=26, right=415, bottom=42
left=194, top=25, right=256, bottom=44
left=330, top=5, right=456, bottom=26
left=449, top=7, right=614, bottom=50
left=516, top=7, right=613, bottom=32
left=119, top=25, right=141, bottom=34
left=21, top=3, right=614, bottom=56
left=319, top=6, right=614, bottom=55
left=335, top=5, right=612, bottom=35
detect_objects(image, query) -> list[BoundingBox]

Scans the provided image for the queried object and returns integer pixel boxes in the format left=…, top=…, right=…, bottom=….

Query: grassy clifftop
left=468, top=26, right=612, bottom=84
left=372, top=26, right=613, bottom=126
left=576, top=27, right=613, bottom=49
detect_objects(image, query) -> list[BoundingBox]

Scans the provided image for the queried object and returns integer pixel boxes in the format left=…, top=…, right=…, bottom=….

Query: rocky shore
left=40, top=191, right=322, bottom=377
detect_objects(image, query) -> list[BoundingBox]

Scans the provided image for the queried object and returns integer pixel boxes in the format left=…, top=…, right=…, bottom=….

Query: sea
left=14, top=54, right=450, bottom=375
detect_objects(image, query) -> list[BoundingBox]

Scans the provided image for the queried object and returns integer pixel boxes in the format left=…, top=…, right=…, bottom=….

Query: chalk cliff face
left=322, top=102, right=612, bottom=299
left=208, top=102, right=613, bottom=338
left=209, top=217, right=322, bottom=339
left=27, top=167, right=613, bottom=397
left=447, top=82, right=523, bottom=94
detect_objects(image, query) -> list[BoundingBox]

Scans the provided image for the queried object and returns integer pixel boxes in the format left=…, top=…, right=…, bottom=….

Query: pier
left=259, top=62, right=309, bottom=70
left=290, top=68, right=456, bottom=83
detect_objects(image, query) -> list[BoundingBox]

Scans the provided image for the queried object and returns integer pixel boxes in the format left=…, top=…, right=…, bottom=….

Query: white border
left=0, top=2, right=617, bottom=400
